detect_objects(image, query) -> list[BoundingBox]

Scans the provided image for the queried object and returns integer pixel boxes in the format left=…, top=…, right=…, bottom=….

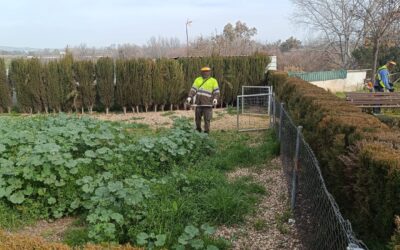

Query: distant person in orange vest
left=186, top=66, right=220, bottom=133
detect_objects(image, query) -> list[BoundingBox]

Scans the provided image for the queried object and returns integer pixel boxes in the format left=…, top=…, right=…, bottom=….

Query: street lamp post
left=186, top=19, right=192, bottom=57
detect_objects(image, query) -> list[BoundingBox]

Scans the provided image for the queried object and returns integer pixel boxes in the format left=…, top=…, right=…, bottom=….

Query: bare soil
left=16, top=217, right=76, bottom=242
left=92, top=108, right=269, bottom=131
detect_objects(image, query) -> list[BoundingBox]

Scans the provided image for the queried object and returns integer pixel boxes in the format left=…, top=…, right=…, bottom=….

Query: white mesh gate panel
left=237, top=86, right=272, bottom=132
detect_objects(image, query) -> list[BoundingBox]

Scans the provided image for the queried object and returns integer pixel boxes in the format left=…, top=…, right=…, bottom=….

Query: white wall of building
left=266, top=56, right=277, bottom=71
left=310, top=70, right=367, bottom=93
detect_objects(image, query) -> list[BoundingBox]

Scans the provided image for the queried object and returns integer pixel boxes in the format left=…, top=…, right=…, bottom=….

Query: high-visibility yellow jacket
left=188, top=77, right=220, bottom=106
left=375, top=65, right=391, bottom=89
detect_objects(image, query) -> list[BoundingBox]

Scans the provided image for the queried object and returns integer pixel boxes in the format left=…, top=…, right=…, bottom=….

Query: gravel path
left=216, top=158, right=302, bottom=250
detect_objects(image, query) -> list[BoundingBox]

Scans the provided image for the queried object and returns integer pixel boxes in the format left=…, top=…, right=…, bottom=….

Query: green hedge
left=5, top=55, right=270, bottom=113
left=0, top=58, right=11, bottom=113
left=268, top=71, right=400, bottom=247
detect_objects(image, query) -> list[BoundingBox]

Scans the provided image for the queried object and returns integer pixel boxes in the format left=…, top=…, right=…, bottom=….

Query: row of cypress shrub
left=0, top=58, right=11, bottom=113
left=0, top=54, right=269, bottom=114
left=268, top=71, right=400, bottom=247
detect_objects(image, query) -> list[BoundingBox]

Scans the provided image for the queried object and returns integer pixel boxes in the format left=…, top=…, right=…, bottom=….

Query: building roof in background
left=288, top=69, right=347, bottom=82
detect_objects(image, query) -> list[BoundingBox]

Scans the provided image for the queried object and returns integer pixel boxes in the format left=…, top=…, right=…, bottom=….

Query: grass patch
left=121, top=130, right=276, bottom=248
left=335, top=92, right=346, bottom=99
left=210, top=130, right=279, bottom=171
left=275, top=209, right=292, bottom=235
left=253, top=218, right=269, bottom=231
left=212, top=111, right=225, bottom=121
left=161, top=111, right=175, bottom=117
left=129, top=116, right=145, bottom=121
left=0, top=201, right=40, bottom=230
left=201, top=179, right=264, bottom=225
left=62, top=227, right=90, bottom=246
left=226, top=106, right=237, bottom=115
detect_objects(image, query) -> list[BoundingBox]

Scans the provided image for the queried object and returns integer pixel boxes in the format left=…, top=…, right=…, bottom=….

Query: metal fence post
left=272, top=94, right=276, bottom=126
left=267, top=87, right=272, bottom=117
left=278, top=102, right=285, bottom=140
left=291, top=125, right=303, bottom=210
left=269, top=94, right=273, bottom=128
left=236, top=96, right=240, bottom=131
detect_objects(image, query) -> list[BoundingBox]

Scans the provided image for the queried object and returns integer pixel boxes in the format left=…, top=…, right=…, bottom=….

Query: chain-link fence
left=271, top=95, right=368, bottom=250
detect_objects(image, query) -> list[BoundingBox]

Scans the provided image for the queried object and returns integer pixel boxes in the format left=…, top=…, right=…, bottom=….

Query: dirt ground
left=15, top=217, right=76, bottom=242
left=92, top=108, right=269, bottom=131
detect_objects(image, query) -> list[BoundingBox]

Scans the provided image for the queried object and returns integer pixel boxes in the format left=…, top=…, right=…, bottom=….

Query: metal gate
left=237, top=86, right=272, bottom=132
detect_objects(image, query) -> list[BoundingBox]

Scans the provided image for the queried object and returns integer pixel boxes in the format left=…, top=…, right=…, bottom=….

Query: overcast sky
left=0, top=0, right=303, bottom=48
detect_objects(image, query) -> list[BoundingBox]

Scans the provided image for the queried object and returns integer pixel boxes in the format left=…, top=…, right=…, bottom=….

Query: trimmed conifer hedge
left=268, top=71, right=400, bottom=246
left=0, top=58, right=11, bottom=113
left=4, top=55, right=269, bottom=113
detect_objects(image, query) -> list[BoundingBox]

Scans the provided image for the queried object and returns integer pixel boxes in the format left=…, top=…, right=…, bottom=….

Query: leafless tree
left=144, top=36, right=183, bottom=58
left=291, top=0, right=364, bottom=68
left=355, top=0, right=400, bottom=77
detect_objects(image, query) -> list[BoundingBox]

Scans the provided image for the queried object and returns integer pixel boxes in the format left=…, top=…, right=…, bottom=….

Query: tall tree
left=44, top=61, right=63, bottom=112
left=166, top=60, right=185, bottom=110
left=212, top=21, right=258, bottom=56
left=0, top=58, right=11, bottom=113
left=291, top=0, right=364, bottom=68
left=25, top=58, right=46, bottom=113
left=152, top=59, right=165, bottom=112
left=58, top=52, right=76, bottom=112
left=115, top=59, right=130, bottom=114
left=74, top=60, right=96, bottom=114
left=355, top=0, right=400, bottom=77
left=96, top=57, right=115, bottom=114
left=10, top=59, right=33, bottom=113
left=127, top=59, right=141, bottom=113
left=279, top=37, right=303, bottom=52
left=140, top=59, right=153, bottom=112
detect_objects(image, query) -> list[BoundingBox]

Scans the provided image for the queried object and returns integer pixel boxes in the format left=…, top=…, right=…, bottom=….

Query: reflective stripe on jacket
left=188, top=77, right=220, bottom=106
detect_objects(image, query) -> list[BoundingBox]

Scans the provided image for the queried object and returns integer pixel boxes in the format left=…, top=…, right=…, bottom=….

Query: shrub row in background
left=268, top=71, right=400, bottom=248
left=0, top=58, right=12, bottom=113
left=0, top=54, right=269, bottom=114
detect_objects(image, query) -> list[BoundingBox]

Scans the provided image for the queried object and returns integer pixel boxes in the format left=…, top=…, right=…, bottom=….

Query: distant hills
left=0, top=46, right=41, bottom=52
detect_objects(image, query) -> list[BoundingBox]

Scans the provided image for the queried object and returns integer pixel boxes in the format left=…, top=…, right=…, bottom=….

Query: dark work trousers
left=195, top=106, right=213, bottom=133
left=373, top=85, right=384, bottom=114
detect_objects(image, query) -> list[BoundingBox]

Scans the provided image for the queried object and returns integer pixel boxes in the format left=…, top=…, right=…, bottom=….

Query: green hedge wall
left=4, top=55, right=269, bottom=113
left=0, top=58, right=11, bottom=113
left=268, top=71, right=400, bottom=247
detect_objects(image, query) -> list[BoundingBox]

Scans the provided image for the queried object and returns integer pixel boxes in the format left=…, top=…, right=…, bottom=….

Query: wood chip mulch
left=216, top=158, right=303, bottom=249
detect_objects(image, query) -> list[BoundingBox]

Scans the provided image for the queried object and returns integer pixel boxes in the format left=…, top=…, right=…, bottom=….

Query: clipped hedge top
left=269, top=70, right=400, bottom=168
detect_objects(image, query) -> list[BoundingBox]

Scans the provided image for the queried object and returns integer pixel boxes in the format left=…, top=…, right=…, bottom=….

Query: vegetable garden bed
left=0, top=114, right=283, bottom=249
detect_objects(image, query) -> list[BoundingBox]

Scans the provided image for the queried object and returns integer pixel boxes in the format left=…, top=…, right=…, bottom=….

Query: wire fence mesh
left=272, top=96, right=368, bottom=250
left=236, top=93, right=270, bottom=131
left=236, top=86, right=272, bottom=132
left=242, top=85, right=272, bottom=96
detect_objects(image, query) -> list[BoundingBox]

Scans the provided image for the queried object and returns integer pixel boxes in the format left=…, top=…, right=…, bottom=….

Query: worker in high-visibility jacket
left=374, top=61, right=397, bottom=92
left=373, top=61, right=397, bottom=114
left=186, top=66, right=220, bottom=133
